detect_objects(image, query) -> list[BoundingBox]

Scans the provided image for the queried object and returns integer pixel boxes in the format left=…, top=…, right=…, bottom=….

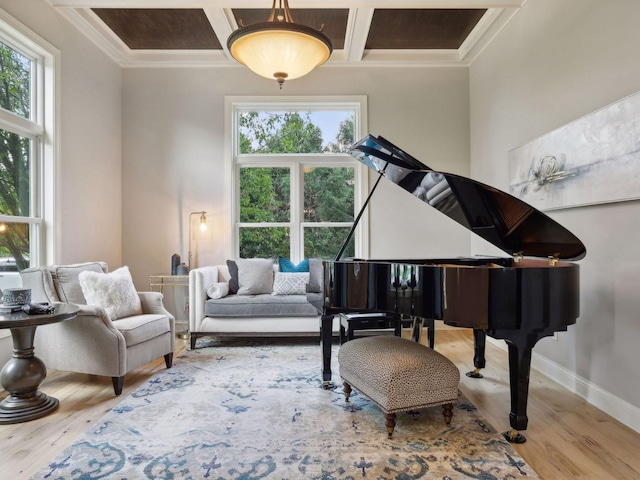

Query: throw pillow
left=236, top=258, right=274, bottom=295
left=226, top=259, right=239, bottom=294
left=306, top=258, right=324, bottom=293
left=272, top=272, right=309, bottom=295
left=206, top=282, right=229, bottom=299
left=278, top=256, right=309, bottom=273
left=78, top=266, right=143, bottom=320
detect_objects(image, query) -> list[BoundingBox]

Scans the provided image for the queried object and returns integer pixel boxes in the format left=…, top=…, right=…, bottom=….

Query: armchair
left=20, top=262, right=175, bottom=395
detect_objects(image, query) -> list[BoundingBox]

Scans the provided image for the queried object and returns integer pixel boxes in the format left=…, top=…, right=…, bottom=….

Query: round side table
left=0, top=303, right=79, bottom=424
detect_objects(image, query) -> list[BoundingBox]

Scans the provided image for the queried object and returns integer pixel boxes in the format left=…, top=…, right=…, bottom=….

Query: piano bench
left=338, top=335, right=460, bottom=438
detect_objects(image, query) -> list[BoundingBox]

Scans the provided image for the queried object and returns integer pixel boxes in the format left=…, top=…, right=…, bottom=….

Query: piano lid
left=349, top=135, right=586, bottom=261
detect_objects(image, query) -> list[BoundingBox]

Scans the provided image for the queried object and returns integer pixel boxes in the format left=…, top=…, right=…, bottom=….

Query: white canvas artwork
left=509, top=91, right=640, bottom=211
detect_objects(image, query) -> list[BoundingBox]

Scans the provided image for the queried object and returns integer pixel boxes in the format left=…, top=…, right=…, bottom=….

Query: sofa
left=20, top=262, right=175, bottom=395
left=189, top=258, right=338, bottom=349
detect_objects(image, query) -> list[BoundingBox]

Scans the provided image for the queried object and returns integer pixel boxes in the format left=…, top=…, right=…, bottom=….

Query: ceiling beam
left=203, top=8, right=235, bottom=60
left=49, top=0, right=527, bottom=9
left=344, top=8, right=374, bottom=62
left=56, top=7, right=128, bottom=64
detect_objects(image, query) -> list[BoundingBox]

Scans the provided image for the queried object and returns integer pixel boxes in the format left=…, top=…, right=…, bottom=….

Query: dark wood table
left=0, top=303, right=79, bottom=424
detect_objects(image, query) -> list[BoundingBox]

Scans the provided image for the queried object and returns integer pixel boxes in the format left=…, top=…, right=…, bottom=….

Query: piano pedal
left=465, top=368, right=484, bottom=379
left=502, top=429, right=527, bottom=444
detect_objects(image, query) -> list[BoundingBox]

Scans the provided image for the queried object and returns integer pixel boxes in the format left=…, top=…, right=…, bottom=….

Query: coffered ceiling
left=50, top=1, right=526, bottom=67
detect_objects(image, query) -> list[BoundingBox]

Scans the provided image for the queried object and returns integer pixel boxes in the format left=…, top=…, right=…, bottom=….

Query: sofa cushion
left=114, top=314, right=171, bottom=347
left=52, top=262, right=106, bottom=304
left=272, top=272, right=309, bottom=295
left=205, top=294, right=318, bottom=317
left=306, top=258, right=324, bottom=293
left=236, top=258, right=274, bottom=295
left=78, top=266, right=143, bottom=320
left=306, top=292, right=323, bottom=315
left=19, top=267, right=58, bottom=303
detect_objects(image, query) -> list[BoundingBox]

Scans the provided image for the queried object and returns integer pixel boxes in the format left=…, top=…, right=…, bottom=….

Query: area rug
left=32, top=338, right=539, bottom=479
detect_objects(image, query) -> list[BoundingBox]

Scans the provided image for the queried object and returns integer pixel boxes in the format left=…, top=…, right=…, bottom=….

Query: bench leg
left=343, top=382, right=352, bottom=402
left=442, top=402, right=453, bottom=426
left=385, top=412, right=397, bottom=438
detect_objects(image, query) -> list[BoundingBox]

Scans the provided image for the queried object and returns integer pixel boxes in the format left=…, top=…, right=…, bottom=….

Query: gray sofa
left=189, top=259, right=337, bottom=349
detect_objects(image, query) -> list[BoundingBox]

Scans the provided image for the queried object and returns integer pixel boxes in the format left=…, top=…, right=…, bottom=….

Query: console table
left=0, top=303, right=79, bottom=424
left=150, top=274, right=189, bottom=339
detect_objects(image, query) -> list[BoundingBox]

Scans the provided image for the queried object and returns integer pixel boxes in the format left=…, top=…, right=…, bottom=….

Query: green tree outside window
left=0, top=42, right=32, bottom=270
left=237, top=110, right=356, bottom=260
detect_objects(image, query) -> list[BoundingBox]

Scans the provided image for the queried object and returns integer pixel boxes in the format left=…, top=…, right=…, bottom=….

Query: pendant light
left=227, top=0, right=333, bottom=89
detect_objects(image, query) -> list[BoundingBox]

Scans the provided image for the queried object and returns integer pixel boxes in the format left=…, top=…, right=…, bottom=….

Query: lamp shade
left=228, top=19, right=332, bottom=88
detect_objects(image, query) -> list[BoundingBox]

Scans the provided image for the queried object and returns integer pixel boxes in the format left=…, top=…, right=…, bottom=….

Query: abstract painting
left=509, top=91, right=640, bottom=211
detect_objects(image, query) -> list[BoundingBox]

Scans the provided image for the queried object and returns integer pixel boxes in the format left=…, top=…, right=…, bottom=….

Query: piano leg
left=501, top=333, right=534, bottom=444
left=491, top=328, right=559, bottom=444
left=321, top=314, right=334, bottom=388
left=465, top=329, right=487, bottom=378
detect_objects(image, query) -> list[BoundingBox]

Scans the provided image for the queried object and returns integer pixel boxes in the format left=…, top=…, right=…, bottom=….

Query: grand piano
left=320, top=134, right=586, bottom=443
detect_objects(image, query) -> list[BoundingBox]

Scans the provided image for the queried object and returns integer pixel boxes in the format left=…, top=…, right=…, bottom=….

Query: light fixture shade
left=228, top=17, right=333, bottom=87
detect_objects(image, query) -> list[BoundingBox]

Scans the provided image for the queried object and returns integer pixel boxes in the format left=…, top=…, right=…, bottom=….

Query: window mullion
left=0, top=109, right=42, bottom=137
left=289, top=162, right=301, bottom=262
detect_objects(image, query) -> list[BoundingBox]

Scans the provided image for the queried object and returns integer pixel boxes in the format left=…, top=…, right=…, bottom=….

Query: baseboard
left=487, top=337, right=640, bottom=434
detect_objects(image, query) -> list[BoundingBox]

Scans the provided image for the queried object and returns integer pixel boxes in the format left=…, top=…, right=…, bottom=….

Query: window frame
left=0, top=9, right=59, bottom=269
left=225, top=96, right=369, bottom=262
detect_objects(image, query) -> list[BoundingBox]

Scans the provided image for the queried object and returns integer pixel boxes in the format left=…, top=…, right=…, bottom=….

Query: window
left=227, top=97, right=368, bottom=262
left=0, top=10, right=58, bottom=291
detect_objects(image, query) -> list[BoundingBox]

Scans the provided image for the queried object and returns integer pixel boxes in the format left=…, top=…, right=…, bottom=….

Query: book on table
left=0, top=304, right=24, bottom=313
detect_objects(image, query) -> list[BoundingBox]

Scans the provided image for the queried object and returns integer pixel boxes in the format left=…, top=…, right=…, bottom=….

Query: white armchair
left=20, top=262, right=175, bottom=395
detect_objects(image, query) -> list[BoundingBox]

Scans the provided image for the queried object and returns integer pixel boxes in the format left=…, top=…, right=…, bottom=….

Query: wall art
left=509, top=91, right=640, bottom=210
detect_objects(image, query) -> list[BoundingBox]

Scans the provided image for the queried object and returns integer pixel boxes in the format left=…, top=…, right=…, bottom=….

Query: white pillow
left=236, top=258, right=274, bottom=295
left=78, top=266, right=143, bottom=320
left=272, top=272, right=309, bottom=295
left=206, top=282, right=229, bottom=299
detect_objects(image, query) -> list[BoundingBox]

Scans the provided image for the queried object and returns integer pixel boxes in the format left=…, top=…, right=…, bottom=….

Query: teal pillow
left=278, top=256, right=309, bottom=273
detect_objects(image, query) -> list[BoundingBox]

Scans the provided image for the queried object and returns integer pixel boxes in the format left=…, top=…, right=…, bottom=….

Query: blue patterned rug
left=32, top=338, right=539, bottom=479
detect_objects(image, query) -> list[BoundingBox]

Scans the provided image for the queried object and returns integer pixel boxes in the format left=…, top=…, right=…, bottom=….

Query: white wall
left=0, top=0, right=122, bottom=268
left=121, top=66, right=472, bottom=291
left=0, top=0, right=121, bottom=366
left=470, top=0, right=640, bottom=424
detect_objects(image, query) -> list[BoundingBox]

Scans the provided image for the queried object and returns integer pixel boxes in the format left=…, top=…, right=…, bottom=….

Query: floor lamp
left=188, top=211, right=207, bottom=270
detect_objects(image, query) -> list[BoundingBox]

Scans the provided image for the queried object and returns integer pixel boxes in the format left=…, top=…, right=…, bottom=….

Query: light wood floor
left=2, top=329, right=639, bottom=479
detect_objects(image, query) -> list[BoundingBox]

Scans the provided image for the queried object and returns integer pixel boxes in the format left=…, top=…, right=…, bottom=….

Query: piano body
left=321, top=135, right=586, bottom=443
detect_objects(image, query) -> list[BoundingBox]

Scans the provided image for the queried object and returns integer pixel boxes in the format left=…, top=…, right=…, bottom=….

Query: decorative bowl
left=2, top=288, right=31, bottom=306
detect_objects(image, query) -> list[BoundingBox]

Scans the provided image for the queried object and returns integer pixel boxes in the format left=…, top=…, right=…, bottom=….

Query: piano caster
left=502, top=429, right=526, bottom=444
left=465, top=368, right=484, bottom=379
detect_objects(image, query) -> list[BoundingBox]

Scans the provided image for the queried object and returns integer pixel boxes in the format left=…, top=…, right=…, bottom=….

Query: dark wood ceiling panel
left=92, top=9, right=221, bottom=50
left=231, top=9, right=348, bottom=50
left=367, top=9, right=486, bottom=49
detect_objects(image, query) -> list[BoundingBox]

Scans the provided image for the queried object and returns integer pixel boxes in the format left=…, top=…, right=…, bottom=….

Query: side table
left=150, top=274, right=189, bottom=339
left=0, top=303, right=79, bottom=424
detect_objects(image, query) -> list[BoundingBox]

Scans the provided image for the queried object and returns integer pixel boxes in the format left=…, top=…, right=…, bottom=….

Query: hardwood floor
left=2, top=329, right=639, bottom=479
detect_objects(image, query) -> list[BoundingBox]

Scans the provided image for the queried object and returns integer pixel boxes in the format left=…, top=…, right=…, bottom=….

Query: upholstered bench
left=338, top=335, right=460, bottom=438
